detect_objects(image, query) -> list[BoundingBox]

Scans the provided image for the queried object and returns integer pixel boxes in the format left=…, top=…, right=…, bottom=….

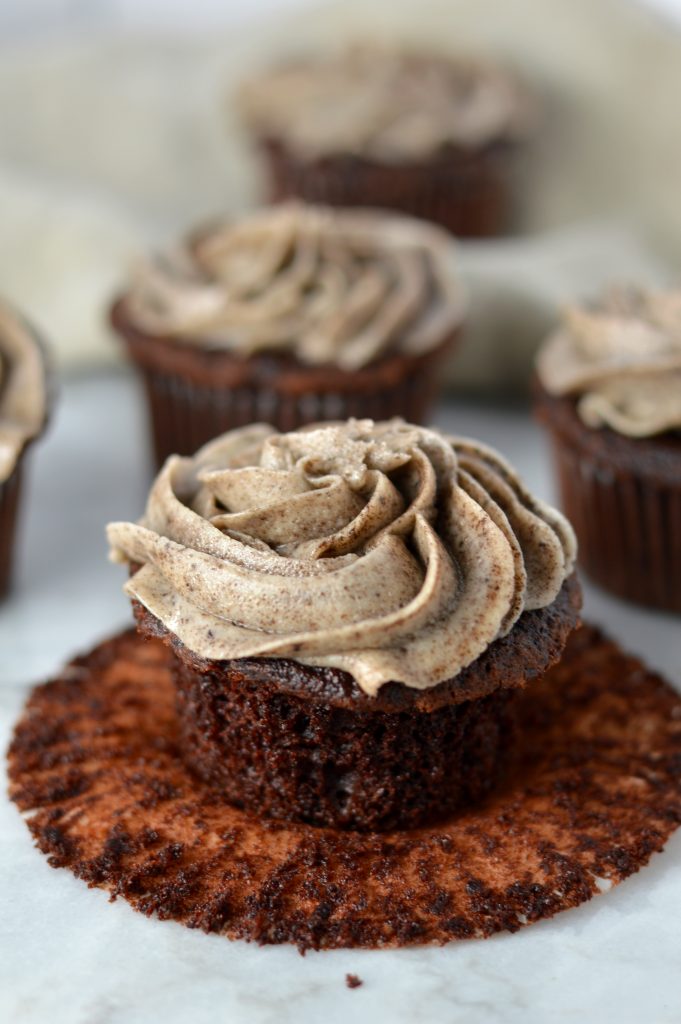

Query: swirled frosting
left=0, top=301, right=48, bottom=483
left=238, top=46, right=534, bottom=161
left=108, top=419, right=576, bottom=696
left=536, top=285, right=681, bottom=437
left=123, top=202, right=465, bottom=371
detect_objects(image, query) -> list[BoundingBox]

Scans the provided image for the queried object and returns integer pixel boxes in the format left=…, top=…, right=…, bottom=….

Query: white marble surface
left=1, top=371, right=680, bottom=1024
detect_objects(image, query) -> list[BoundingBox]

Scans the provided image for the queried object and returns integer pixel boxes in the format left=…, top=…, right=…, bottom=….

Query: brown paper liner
left=111, top=299, right=459, bottom=467
left=0, top=312, right=53, bottom=600
left=536, top=387, right=681, bottom=614
left=259, top=138, right=519, bottom=238
left=9, top=625, right=681, bottom=950
left=0, top=464, right=22, bottom=600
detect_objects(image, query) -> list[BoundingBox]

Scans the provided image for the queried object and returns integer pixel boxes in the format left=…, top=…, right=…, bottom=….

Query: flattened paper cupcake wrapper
left=260, top=139, right=517, bottom=238
left=0, top=464, right=23, bottom=601
left=9, top=625, right=681, bottom=950
left=548, top=434, right=681, bottom=613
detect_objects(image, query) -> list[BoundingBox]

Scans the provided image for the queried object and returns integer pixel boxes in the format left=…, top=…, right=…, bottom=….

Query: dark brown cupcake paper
left=260, top=139, right=518, bottom=239
left=112, top=297, right=458, bottom=467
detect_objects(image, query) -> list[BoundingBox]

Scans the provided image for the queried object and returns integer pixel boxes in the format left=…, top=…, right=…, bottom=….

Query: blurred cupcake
left=237, top=46, right=535, bottom=238
left=0, top=300, right=51, bottom=599
left=535, top=285, right=681, bottom=613
left=108, top=418, right=580, bottom=832
left=110, top=202, right=466, bottom=466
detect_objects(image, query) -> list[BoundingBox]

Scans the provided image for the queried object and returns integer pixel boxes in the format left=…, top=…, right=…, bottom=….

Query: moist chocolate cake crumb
left=132, top=578, right=579, bottom=832
left=8, top=624, right=681, bottom=951
left=346, top=974, right=363, bottom=989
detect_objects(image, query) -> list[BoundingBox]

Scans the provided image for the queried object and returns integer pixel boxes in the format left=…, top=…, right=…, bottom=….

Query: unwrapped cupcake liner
left=547, top=432, right=681, bottom=614
left=0, top=465, right=24, bottom=600
left=259, top=139, right=518, bottom=238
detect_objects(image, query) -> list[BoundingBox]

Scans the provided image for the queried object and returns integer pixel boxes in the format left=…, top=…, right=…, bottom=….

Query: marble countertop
left=1, top=371, right=680, bottom=1024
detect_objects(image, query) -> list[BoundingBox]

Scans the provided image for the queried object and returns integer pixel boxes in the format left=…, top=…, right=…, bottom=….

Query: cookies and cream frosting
left=238, top=46, right=533, bottom=161
left=108, top=419, right=576, bottom=696
left=0, top=301, right=48, bottom=483
left=123, top=202, right=465, bottom=371
left=536, top=285, right=681, bottom=437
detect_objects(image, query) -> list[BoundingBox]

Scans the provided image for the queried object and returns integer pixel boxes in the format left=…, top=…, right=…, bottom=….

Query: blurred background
left=1, top=0, right=681, bottom=393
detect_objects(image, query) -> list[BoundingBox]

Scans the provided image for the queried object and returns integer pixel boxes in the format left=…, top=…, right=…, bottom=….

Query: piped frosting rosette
left=238, top=46, right=534, bottom=161
left=122, top=202, right=465, bottom=371
left=536, top=285, right=681, bottom=437
left=108, top=420, right=575, bottom=696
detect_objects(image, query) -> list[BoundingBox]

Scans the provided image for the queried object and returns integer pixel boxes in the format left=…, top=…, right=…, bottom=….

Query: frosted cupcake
left=535, top=284, right=681, bottom=612
left=108, top=418, right=580, bottom=831
left=0, top=300, right=51, bottom=598
left=111, top=203, right=466, bottom=467
left=237, top=46, right=535, bottom=238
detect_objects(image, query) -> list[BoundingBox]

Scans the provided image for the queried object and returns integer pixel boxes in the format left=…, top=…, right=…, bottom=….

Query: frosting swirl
left=536, top=285, right=681, bottom=437
left=238, top=46, right=534, bottom=161
left=0, top=300, right=48, bottom=483
left=107, top=419, right=576, bottom=696
left=123, top=203, right=465, bottom=371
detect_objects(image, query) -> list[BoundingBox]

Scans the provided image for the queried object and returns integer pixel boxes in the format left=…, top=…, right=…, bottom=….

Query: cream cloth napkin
left=0, top=0, right=678, bottom=392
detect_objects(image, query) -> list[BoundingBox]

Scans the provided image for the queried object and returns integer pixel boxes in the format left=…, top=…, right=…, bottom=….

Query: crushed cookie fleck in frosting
left=122, top=202, right=465, bottom=371
left=107, top=419, right=575, bottom=696
left=238, top=45, right=534, bottom=161
left=0, top=301, right=48, bottom=483
left=536, top=285, right=681, bottom=438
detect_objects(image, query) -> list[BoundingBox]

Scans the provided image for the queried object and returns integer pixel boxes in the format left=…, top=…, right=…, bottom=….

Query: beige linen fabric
left=0, top=0, right=678, bottom=393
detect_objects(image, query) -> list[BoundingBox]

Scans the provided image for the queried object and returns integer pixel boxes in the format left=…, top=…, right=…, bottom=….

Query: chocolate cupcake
left=535, top=285, right=681, bottom=613
left=107, top=419, right=580, bottom=832
left=237, top=46, right=535, bottom=238
left=0, top=300, right=50, bottom=599
left=111, top=203, right=466, bottom=467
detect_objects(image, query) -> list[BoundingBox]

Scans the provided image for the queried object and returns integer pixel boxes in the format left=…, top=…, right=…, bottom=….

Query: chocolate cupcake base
left=260, top=139, right=518, bottom=238
left=0, top=465, right=23, bottom=600
left=9, top=624, right=681, bottom=950
left=134, top=577, right=580, bottom=832
left=536, top=387, right=681, bottom=613
left=111, top=299, right=457, bottom=467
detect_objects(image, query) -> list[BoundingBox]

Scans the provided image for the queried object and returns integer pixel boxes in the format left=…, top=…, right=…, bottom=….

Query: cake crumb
left=346, top=973, right=363, bottom=989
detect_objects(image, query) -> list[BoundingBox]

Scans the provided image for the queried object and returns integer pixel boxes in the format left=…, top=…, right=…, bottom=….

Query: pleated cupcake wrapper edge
left=0, top=464, right=24, bottom=600
left=137, top=361, right=442, bottom=467
left=548, top=433, right=681, bottom=613
left=261, top=141, right=517, bottom=238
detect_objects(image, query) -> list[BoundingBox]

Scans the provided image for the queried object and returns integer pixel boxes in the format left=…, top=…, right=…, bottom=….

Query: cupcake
left=111, top=203, right=466, bottom=468
left=107, top=418, right=580, bottom=832
left=0, top=300, right=51, bottom=599
left=237, top=46, right=535, bottom=238
left=535, top=285, right=681, bottom=613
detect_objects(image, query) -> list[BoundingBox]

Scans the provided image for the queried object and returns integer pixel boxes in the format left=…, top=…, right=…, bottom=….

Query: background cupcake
left=0, top=300, right=51, bottom=599
left=535, top=284, right=681, bottom=613
left=108, top=418, right=579, bottom=832
left=111, top=202, right=466, bottom=467
left=237, top=45, right=535, bottom=238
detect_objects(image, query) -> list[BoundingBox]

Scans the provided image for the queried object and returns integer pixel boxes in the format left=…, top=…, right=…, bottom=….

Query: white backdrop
left=1, top=0, right=680, bottom=36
